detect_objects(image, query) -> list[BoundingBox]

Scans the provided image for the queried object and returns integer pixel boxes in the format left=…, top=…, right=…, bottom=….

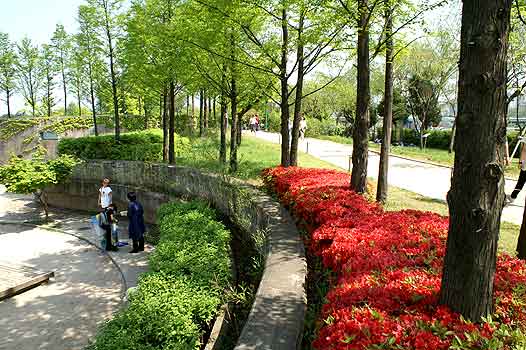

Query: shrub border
left=45, top=160, right=307, bottom=350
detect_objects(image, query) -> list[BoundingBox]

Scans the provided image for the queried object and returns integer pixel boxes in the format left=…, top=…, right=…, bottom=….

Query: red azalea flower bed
left=262, top=166, right=526, bottom=349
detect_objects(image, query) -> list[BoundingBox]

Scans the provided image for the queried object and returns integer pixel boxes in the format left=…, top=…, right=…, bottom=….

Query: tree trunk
left=168, top=81, right=176, bottom=164
left=236, top=113, right=242, bottom=146
left=104, top=14, right=120, bottom=140
left=230, top=79, right=238, bottom=173
left=208, top=97, right=212, bottom=129
left=144, top=99, right=149, bottom=130
left=203, top=90, right=208, bottom=134
left=213, top=98, right=217, bottom=125
left=89, top=63, right=98, bottom=136
left=162, top=88, right=168, bottom=162
left=191, top=94, right=195, bottom=134
left=199, top=89, right=204, bottom=137
left=61, top=59, right=67, bottom=115
left=220, top=92, right=227, bottom=164
left=78, top=91, right=82, bottom=117
left=351, top=0, right=371, bottom=193
left=230, top=32, right=238, bottom=173
left=376, top=0, right=393, bottom=203
left=449, top=118, right=456, bottom=154
left=6, top=88, right=11, bottom=118
left=280, top=6, right=291, bottom=167
left=290, top=9, right=305, bottom=166
left=47, top=77, right=52, bottom=117
left=439, top=0, right=511, bottom=322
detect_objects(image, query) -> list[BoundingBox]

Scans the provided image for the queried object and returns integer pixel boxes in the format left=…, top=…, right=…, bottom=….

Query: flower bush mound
left=89, top=200, right=231, bottom=350
left=262, top=167, right=526, bottom=350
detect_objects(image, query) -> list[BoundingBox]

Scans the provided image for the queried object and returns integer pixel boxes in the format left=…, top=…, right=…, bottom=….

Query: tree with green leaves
left=88, top=0, right=124, bottom=140
left=0, top=32, right=17, bottom=118
left=406, top=74, right=441, bottom=148
left=17, top=37, right=42, bottom=116
left=0, top=154, right=78, bottom=219
left=41, top=44, right=58, bottom=117
left=70, top=48, right=86, bottom=117
left=77, top=4, right=105, bottom=135
left=51, top=24, right=71, bottom=115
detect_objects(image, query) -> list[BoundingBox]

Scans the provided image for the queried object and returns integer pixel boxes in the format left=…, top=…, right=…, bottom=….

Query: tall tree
left=51, top=24, right=71, bottom=115
left=78, top=5, right=104, bottom=135
left=0, top=33, right=17, bottom=118
left=351, top=0, right=371, bottom=193
left=17, top=38, right=42, bottom=116
left=88, top=0, right=123, bottom=139
left=439, top=0, right=511, bottom=322
left=70, top=49, right=86, bottom=116
left=376, top=0, right=394, bottom=203
left=41, top=44, right=57, bottom=117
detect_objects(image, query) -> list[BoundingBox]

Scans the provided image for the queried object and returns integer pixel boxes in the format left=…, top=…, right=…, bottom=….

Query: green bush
left=377, top=128, right=451, bottom=149
left=98, top=114, right=150, bottom=132
left=90, top=200, right=231, bottom=350
left=305, top=117, right=345, bottom=138
left=152, top=210, right=231, bottom=288
left=58, top=129, right=190, bottom=162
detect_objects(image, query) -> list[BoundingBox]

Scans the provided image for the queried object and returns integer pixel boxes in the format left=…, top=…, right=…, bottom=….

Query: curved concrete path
left=252, top=131, right=525, bottom=225
left=0, top=224, right=121, bottom=350
left=0, top=186, right=150, bottom=350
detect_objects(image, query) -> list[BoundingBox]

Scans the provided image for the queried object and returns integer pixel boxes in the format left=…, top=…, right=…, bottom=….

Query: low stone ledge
left=46, top=160, right=306, bottom=349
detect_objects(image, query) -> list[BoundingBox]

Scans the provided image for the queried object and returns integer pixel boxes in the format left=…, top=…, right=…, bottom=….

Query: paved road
left=252, top=131, right=525, bottom=225
left=0, top=187, right=150, bottom=350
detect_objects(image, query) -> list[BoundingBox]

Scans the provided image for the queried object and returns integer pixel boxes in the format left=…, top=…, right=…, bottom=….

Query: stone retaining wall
left=46, top=160, right=306, bottom=350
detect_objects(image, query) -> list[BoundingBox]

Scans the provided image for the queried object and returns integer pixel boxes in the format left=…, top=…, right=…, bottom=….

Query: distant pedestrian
left=507, top=142, right=526, bottom=205
left=299, top=116, right=308, bottom=140
left=126, top=192, right=146, bottom=253
left=98, top=178, right=112, bottom=210
left=249, top=115, right=258, bottom=134
left=255, top=114, right=260, bottom=131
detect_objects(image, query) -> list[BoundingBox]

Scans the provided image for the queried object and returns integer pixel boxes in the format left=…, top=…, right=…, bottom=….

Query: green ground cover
left=89, top=200, right=231, bottom=350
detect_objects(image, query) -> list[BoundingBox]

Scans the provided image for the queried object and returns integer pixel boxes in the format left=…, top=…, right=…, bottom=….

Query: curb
left=0, top=219, right=128, bottom=302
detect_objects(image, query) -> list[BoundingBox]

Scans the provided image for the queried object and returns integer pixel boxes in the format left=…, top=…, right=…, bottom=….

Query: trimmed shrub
left=90, top=200, right=231, bottom=350
left=58, top=130, right=190, bottom=162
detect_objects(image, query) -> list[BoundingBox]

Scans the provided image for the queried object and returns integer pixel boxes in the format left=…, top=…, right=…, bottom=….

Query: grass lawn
left=318, top=135, right=521, bottom=179
left=177, top=135, right=341, bottom=183
left=179, top=134, right=521, bottom=255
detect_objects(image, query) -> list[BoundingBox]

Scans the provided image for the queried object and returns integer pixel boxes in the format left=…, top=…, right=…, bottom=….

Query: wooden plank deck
left=0, top=263, right=54, bottom=300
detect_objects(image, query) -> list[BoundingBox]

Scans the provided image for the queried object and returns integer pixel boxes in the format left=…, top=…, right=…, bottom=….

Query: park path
left=252, top=131, right=525, bottom=225
left=0, top=186, right=150, bottom=350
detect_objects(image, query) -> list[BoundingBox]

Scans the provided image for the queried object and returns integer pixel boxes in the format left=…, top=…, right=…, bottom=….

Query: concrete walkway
left=0, top=187, right=150, bottom=350
left=252, top=131, right=525, bottom=225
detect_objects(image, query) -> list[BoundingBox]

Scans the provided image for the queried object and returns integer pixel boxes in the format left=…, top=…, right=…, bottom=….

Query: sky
left=0, top=0, right=85, bottom=115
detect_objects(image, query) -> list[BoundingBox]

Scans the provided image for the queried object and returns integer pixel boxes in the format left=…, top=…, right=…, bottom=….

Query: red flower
left=262, top=166, right=526, bottom=349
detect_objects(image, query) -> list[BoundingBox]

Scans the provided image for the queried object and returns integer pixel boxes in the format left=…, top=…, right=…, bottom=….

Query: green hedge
left=89, top=200, right=231, bottom=350
left=58, top=130, right=190, bottom=162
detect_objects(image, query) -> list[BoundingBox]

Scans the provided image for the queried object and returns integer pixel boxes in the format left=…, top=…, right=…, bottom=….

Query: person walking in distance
left=249, top=115, right=258, bottom=134
left=299, top=116, right=308, bottom=140
left=126, top=192, right=146, bottom=253
left=98, top=178, right=112, bottom=210
left=508, top=142, right=526, bottom=205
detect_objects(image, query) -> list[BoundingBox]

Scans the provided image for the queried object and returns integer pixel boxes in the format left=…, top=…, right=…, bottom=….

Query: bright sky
left=0, top=0, right=85, bottom=115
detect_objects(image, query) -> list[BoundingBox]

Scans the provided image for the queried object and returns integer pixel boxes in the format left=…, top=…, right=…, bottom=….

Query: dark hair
left=127, top=192, right=137, bottom=201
